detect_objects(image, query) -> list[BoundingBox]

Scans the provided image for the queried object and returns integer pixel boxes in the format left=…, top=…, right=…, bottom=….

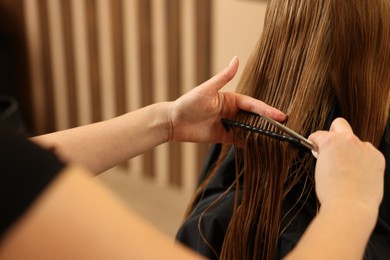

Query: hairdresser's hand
left=168, top=56, right=286, bottom=144
left=309, top=118, right=385, bottom=213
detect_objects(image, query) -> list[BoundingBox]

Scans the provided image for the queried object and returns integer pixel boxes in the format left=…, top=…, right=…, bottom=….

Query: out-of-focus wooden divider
left=1, top=0, right=213, bottom=191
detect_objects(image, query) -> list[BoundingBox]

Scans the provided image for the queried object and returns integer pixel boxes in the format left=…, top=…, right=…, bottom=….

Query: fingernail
left=229, top=56, right=237, bottom=66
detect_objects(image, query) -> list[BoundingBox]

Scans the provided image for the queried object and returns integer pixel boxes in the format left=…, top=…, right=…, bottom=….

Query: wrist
left=320, top=200, right=379, bottom=227
left=150, top=102, right=173, bottom=143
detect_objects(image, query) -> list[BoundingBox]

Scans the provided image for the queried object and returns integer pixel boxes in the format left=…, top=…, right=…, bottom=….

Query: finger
left=234, top=93, right=286, bottom=121
left=198, top=56, right=239, bottom=93
left=329, top=117, right=354, bottom=134
left=308, top=118, right=353, bottom=144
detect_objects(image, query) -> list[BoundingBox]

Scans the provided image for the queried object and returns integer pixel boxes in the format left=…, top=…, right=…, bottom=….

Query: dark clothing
left=176, top=120, right=390, bottom=259
left=0, top=121, right=65, bottom=237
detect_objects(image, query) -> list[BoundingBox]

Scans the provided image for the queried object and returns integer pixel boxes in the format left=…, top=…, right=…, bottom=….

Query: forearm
left=32, top=102, right=172, bottom=174
left=285, top=202, right=378, bottom=260
left=0, top=166, right=203, bottom=259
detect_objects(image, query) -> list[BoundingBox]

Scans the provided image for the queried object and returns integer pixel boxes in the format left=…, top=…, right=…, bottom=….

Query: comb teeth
left=221, top=118, right=283, bottom=140
left=220, top=118, right=309, bottom=151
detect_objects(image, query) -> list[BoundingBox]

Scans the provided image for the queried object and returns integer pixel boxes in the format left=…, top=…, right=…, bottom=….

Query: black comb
left=221, top=115, right=318, bottom=153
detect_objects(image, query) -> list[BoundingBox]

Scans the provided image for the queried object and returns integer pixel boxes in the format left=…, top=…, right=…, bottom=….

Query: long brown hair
left=184, top=0, right=390, bottom=259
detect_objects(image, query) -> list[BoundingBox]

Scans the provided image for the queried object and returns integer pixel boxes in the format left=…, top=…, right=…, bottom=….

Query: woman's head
left=237, top=0, right=389, bottom=145
left=329, top=0, right=390, bottom=143
left=189, top=0, right=390, bottom=259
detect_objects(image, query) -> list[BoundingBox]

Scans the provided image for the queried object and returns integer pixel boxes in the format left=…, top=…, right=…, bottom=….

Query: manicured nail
left=229, top=56, right=238, bottom=66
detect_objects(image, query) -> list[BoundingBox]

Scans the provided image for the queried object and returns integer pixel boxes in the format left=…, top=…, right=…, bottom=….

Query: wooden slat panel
left=181, top=0, right=197, bottom=191
left=97, top=0, right=115, bottom=120
left=124, top=0, right=141, bottom=112
left=152, top=0, right=169, bottom=186
left=47, top=0, right=69, bottom=130
left=195, top=0, right=213, bottom=173
left=71, top=0, right=92, bottom=126
left=109, top=0, right=128, bottom=170
left=124, top=0, right=143, bottom=178
left=37, top=0, right=56, bottom=133
left=195, top=0, right=212, bottom=84
left=24, top=0, right=44, bottom=133
left=61, top=0, right=78, bottom=128
left=22, top=0, right=213, bottom=189
left=85, top=0, right=102, bottom=123
left=166, top=0, right=182, bottom=186
left=110, top=0, right=127, bottom=117
left=138, top=0, right=155, bottom=178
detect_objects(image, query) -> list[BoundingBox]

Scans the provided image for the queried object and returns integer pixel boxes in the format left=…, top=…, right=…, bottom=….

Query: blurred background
left=0, top=0, right=267, bottom=238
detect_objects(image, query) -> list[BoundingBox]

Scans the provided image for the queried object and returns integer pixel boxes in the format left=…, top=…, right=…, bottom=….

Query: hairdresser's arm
left=0, top=165, right=204, bottom=259
left=32, top=57, right=286, bottom=174
left=285, top=118, right=385, bottom=260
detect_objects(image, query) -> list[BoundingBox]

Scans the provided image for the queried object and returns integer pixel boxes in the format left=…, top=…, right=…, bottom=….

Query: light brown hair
left=185, top=0, right=390, bottom=259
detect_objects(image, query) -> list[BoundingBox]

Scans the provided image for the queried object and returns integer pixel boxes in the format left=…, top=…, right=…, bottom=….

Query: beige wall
left=213, top=0, right=268, bottom=91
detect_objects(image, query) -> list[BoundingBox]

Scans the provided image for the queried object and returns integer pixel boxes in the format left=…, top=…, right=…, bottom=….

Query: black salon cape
left=176, top=121, right=390, bottom=259
left=0, top=121, right=65, bottom=237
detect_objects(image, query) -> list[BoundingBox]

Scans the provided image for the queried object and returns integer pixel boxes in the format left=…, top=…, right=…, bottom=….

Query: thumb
left=308, top=118, right=354, bottom=158
left=198, top=56, right=239, bottom=93
left=329, top=117, right=354, bottom=134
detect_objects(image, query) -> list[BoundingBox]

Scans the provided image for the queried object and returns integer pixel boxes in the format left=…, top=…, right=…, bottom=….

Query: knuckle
left=345, top=133, right=360, bottom=143
left=322, top=133, right=338, bottom=145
